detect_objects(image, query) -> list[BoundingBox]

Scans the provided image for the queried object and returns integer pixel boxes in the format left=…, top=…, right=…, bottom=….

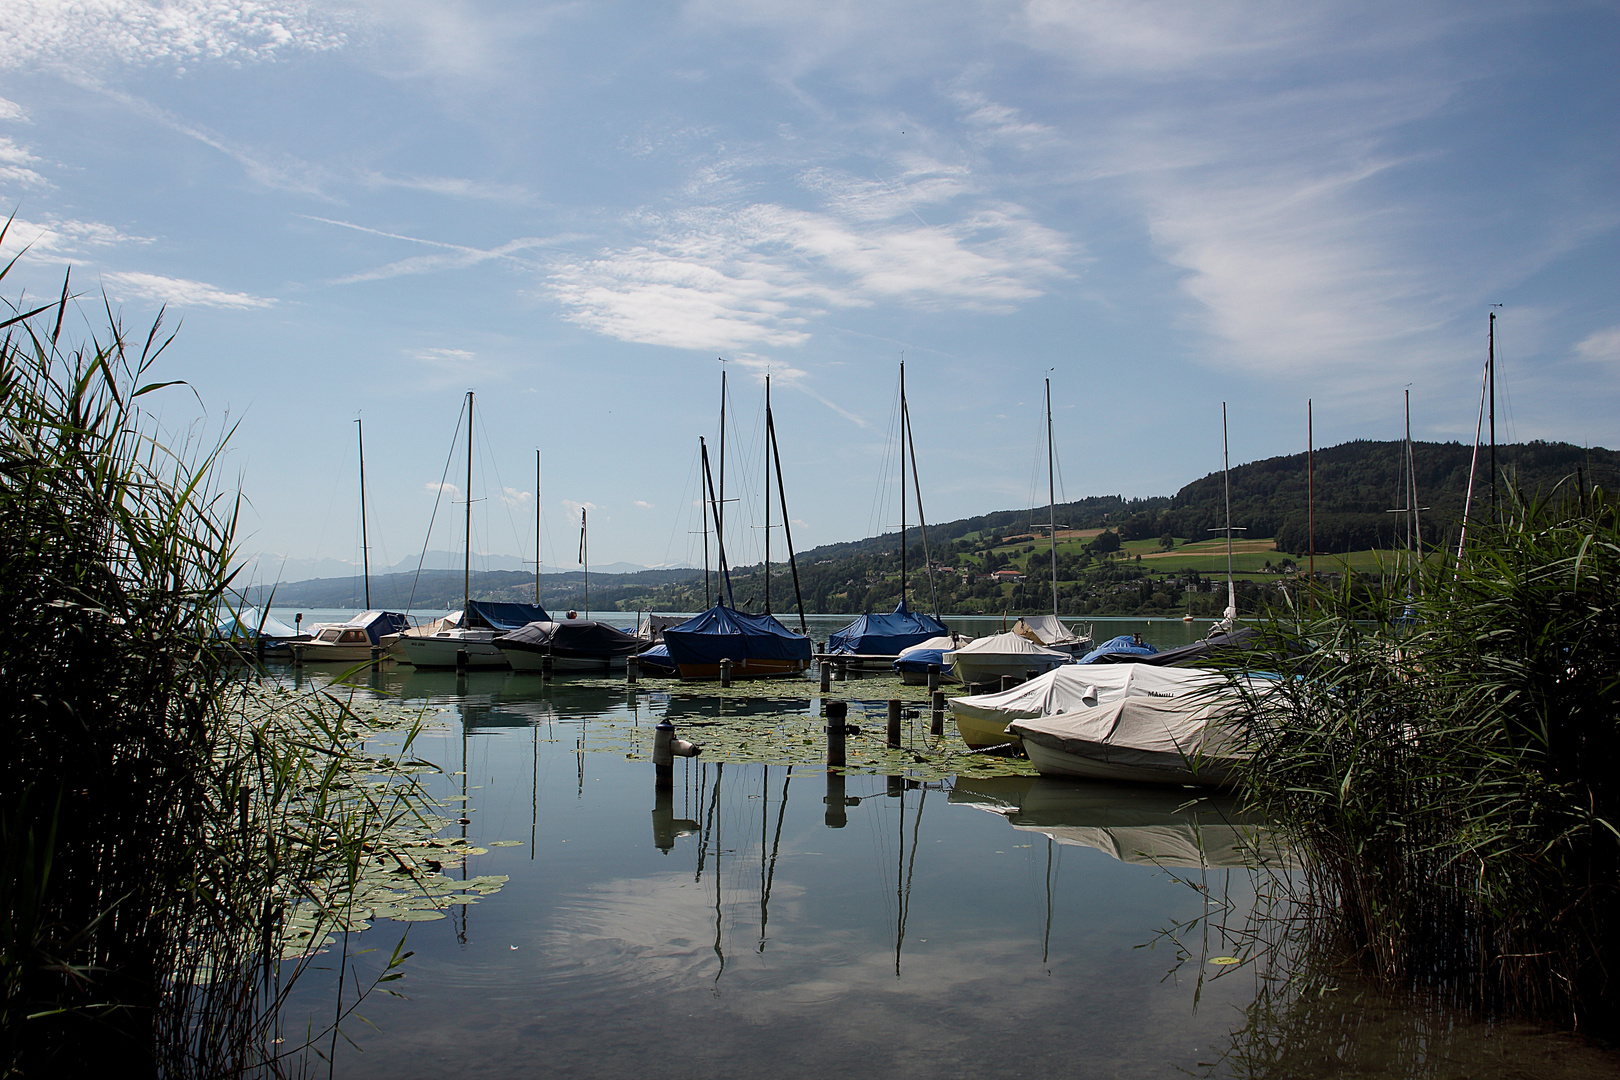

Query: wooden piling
left=720, top=658, right=732, bottom=687
left=826, top=700, right=847, bottom=768
left=887, top=699, right=902, bottom=747
left=930, top=690, right=945, bottom=736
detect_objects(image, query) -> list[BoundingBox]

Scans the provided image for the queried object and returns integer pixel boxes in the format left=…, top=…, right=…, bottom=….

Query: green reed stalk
left=1231, top=478, right=1620, bottom=1032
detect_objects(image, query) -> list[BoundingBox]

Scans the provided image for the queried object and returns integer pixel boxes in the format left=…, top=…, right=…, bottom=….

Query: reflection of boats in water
left=950, top=776, right=1289, bottom=868
left=660, top=693, right=812, bottom=724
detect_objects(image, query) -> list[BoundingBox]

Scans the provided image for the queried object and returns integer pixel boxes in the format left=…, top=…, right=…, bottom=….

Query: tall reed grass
left=0, top=242, right=442, bottom=1076
left=1232, top=479, right=1620, bottom=1032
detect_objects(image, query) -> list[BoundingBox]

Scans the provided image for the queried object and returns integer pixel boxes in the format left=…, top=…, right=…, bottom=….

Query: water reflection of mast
left=1042, top=836, right=1055, bottom=969
left=758, top=765, right=793, bottom=953
left=895, top=784, right=928, bottom=977
left=458, top=714, right=468, bottom=945
left=694, top=763, right=726, bottom=985
left=530, top=719, right=538, bottom=859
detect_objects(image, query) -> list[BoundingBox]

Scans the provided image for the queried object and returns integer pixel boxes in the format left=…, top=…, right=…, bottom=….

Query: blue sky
left=2, top=1, right=1617, bottom=578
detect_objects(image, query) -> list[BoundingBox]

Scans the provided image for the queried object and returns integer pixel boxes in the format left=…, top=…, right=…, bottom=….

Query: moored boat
left=298, top=609, right=410, bottom=663
left=1008, top=689, right=1247, bottom=787
left=496, top=617, right=645, bottom=672
left=892, top=633, right=970, bottom=685
left=943, top=631, right=1069, bottom=689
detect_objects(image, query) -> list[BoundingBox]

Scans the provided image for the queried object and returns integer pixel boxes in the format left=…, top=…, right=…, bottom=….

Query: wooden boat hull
left=675, top=657, right=810, bottom=681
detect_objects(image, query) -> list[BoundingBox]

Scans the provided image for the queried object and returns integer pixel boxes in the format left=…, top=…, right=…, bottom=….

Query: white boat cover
left=1007, top=692, right=1243, bottom=774
left=897, top=634, right=966, bottom=659
left=950, top=663, right=1220, bottom=727
left=943, top=631, right=1069, bottom=664
left=1012, top=615, right=1086, bottom=647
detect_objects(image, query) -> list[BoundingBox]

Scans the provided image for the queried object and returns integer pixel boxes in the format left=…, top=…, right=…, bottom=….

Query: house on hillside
left=989, top=569, right=1025, bottom=584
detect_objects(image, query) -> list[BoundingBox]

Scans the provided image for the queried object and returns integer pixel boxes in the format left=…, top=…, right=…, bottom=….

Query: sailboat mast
left=1046, top=378, right=1058, bottom=619
left=464, top=390, right=473, bottom=615
left=356, top=417, right=370, bottom=609
left=1488, top=312, right=1497, bottom=522
left=1307, top=400, right=1314, bottom=586
left=1222, top=402, right=1236, bottom=621
left=903, top=395, right=941, bottom=619
left=900, top=362, right=907, bottom=608
left=764, top=375, right=771, bottom=614
left=719, top=369, right=727, bottom=560
left=767, top=401, right=808, bottom=635
left=544, top=446, right=550, bottom=599
left=580, top=508, right=589, bottom=618
left=535, top=450, right=542, bottom=605
left=701, top=438, right=735, bottom=607
left=700, top=441, right=711, bottom=609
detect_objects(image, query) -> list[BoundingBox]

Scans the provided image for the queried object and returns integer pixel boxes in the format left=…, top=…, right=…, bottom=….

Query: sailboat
left=298, top=416, right=408, bottom=662
left=396, top=391, right=550, bottom=669
left=830, top=362, right=950, bottom=660
left=663, top=375, right=812, bottom=680
left=944, top=378, right=1082, bottom=687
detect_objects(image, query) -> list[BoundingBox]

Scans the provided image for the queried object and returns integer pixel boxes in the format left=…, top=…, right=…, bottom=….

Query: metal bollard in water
left=826, top=700, right=848, bottom=768
left=926, top=663, right=940, bottom=694
left=820, top=660, right=831, bottom=693
left=291, top=643, right=305, bottom=668
left=456, top=647, right=469, bottom=673
left=887, top=699, right=902, bottom=748
left=720, top=658, right=732, bottom=687
left=653, top=718, right=702, bottom=791
left=541, top=652, right=554, bottom=681
left=370, top=646, right=381, bottom=672
left=627, top=655, right=639, bottom=684
left=931, top=690, right=945, bottom=736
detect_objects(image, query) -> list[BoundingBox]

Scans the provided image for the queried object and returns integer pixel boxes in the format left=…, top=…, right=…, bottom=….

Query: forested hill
left=1136, top=439, right=1619, bottom=554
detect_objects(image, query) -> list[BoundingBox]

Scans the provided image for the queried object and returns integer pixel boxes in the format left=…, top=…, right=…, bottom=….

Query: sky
left=1, top=0, right=1617, bottom=579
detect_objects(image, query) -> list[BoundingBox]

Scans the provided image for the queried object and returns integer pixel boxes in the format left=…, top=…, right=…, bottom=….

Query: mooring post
left=931, top=690, right=945, bottom=736
left=291, top=643, right=305, bottom=668
left=926, top=664, right=940, bottom=694
left=456, top=647, right=469, bottom=674
left=826, top=700, right=848, bottom=768
left=370, top=646, right=381, bottom=672
left=887, top=699, right=902, bottom=748
left=836, top=658, right=848, bottom=682
left=541, top=652, right=554, bottom=681
left=653, top=718, right=701, bottom=792
left=820, top=660, right=831, bottom=693
left=720, top=658, right=732, bottom=688
left=627, top=655, right=639, bottom=684
left=824, top=770, right=848, bottom=829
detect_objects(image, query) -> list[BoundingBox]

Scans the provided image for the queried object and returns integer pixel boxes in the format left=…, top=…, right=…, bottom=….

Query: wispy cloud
left=547, top=162, right=1070, bottom=353
left=0, top=137, right=49, bottom=187
left=1575, top=326, right=1620, bottom=366
left=0, top=0, right=348, bottom=73
left=633, top=500, right=653, bottom=509
left=102, top=270, right=274, bottom=309
left=361, top=172, right=533, bottom=203
left=0, top=213, right=152, bottom=262
left=0, top=97, right=26, bottom=122
left=309, top=216, right=560, bottom=283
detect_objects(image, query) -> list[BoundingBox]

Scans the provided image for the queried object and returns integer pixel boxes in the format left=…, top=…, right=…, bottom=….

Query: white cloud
left=424, top=481, right=459, bottom=497
left=547, top=163, right=1070, bottom=353
left=102, top=270, right=274, bottom=309
left=0, top=97, right=28, bottom=122
left=0, top=136, right=48, bottom=186
left=1575, top=326, right=1620, bottom=365
left=0, top=0, right=349, bottom=73
left=308, top=216, right=558, bottom=284
left=0, top=213, right=152, bottom=262
left=499, top=486, right=532, bottom=507
left=633, top=500, right=653, bottom=509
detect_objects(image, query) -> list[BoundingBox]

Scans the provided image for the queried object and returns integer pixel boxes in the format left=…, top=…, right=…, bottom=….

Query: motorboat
left=1008, top=687, right=1248, bottom=787
left=949, top=662, right=1222, bottom=752
left=942, top=631, right=1069, bottom=689
left=297, top=610, right=410, bottom=663
left=1087, top=625, right=1258, bottom=667
left=395, top=600, right=552, bottom=669
left=496, top=617, right=646, bottom=672
left=1011, top=615, right=1093, bottom=656
left=892, top=633, right=971, bottom=685
left=1075, top=633, right=1158, bottom=664
left=212, top=607, right=306, bottom=660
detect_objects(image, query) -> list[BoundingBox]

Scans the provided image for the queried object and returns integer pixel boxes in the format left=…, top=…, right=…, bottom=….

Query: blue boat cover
left=214, top=609, right=302, bottom=640
left=1076, top=634, right=1159, bottom=664
left=465, top=600, right=551, bottom=633
left=636, top=643, right=677, bottom=674
left=828, top=601, right=950, bottom=655
left=351, top=610, right=411, bottom=645
left=662, top=604, right=812, bottom=667
left=892, top=647, right=951, bottom=675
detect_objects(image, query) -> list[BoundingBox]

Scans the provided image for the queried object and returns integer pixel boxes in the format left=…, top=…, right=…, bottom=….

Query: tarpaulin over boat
left=892, top=634, right=968, bottom=676
left=945, top=631, right=1069, bottom=664
left=214, top=608, right=302, bottom=641
left=348, top=610, right=410, bottom=644
left=662, top=604, right=812, bottom=666
left=494, top=619, right=643, bottom=657
left=1087, top=625, right=1259, bottom=666
left=1012, top=615, right=1090, bottom=648
left=636, top=643, right=677, bottom=675
left=828, top=601, right=949, bottom=655
left=1008, top=692, right=1244, bottom=779
left=950, top=664, right=1222, bottom=729
left=1076, top=634, right=1158, bottom=664
left=465, top=600, right=552, bottom=633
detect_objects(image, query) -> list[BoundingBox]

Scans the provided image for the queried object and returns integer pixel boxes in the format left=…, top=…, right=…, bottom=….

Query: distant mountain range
left=233, top=551, right=682, bottom=586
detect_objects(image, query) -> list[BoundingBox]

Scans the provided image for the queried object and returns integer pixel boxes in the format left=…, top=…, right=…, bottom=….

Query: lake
left=267, top=614, right=1620, bottom=1079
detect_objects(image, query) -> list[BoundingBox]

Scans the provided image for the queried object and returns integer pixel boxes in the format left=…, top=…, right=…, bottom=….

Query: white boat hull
left=1022, top=739, right=1235, bottom=788
left=950, top=654, right=1068, bottom=687
left=396, top=634, right=510, bottom=669
left=293, top=643, right=380, bottom=664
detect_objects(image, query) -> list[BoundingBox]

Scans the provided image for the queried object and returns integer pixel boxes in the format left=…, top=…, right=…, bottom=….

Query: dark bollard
left=456, top=647, right=469, bottom=673
left=887, top=699, right=902, bottom=748
left=836, top=659, right=848, bottom=682
left=825, top=770, right=848, bottom=829
left=887, top=774, right=905, bottom=797
left=627, top=655, right=639, bottom=684
left=541, top=652, right=554, bottom=681
left=653, top=718, right=702, bottom=791
left=931, top=690, right=945, bottom=736
left=255, top=636, right=266, bottom=662
left=926, top=663, right=940, bottom=694
left=370, top=646, right=382, bottom=672
left=820, top=660, right=831, bottom=693
left=291, top=643, right=305, bottom=668
left=826, top=700, right=848, bottom=768
left=1001, top=675, right=1016, bottom=692
left=720, top=658, right=732, bottom=688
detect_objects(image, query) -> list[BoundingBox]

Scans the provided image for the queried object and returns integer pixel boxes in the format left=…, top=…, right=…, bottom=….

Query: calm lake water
left=266, top=613, right=1620, bottom=1079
